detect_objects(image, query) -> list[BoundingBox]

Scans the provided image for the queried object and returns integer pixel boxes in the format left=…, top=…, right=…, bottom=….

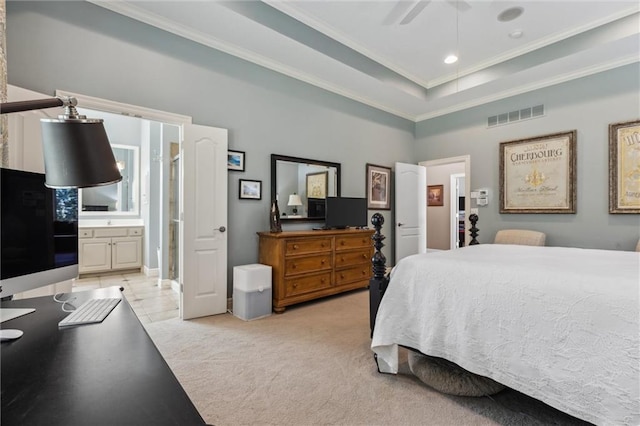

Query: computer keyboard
left=58, top=298, right=121, bottom=327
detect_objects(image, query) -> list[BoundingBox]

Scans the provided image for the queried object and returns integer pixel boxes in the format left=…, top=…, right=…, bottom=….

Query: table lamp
left=1, top=96, right=122, bottom=188
left=288, top=193, right=302, bottom=215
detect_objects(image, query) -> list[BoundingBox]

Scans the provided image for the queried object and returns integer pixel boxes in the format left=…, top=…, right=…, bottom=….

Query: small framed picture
left=228, top=150, right=245, bottom=171
left=239, top=179, right=262, bottom=200
left=366, top=163, right=391, bottom=210
left=427, top=185, right=444, bottom=206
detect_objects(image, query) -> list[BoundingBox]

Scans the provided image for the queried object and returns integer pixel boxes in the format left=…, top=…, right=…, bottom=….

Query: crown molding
left=89, top=1, right=416, bottom=121
left=416, top=55, right=639, bottom=122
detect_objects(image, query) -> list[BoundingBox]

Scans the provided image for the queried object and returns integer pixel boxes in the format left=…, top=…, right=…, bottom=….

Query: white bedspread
left=371, top=245, right=640, bottom=425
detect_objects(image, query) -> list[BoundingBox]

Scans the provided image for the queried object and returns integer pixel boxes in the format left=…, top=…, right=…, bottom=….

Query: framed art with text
left=499, top=130, right=577, bottom=213
left=609, top=119, right=640, bottom=214
left=306, top=171, right=328, bottom=199
left=366, top=163, right=391, bottom=210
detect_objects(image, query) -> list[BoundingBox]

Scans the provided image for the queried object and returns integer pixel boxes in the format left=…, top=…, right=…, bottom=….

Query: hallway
left=73, top=272, right=179, bottom=324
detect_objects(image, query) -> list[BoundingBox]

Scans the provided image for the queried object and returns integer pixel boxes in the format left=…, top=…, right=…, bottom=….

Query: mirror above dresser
left=271, top=154, right=341, bottom=222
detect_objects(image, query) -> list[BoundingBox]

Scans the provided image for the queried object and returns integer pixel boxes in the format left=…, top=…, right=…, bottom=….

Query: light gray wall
left=416, top=63, right=640, bottom=250
left=6, top=1, right=414, bottom=293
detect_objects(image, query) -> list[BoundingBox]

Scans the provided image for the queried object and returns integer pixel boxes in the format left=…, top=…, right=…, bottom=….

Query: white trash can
left=233, top=264, right=272, bottom=321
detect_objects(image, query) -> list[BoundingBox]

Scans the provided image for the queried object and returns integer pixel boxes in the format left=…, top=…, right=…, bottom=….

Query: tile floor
left=72, top=272, right=179, bottom=324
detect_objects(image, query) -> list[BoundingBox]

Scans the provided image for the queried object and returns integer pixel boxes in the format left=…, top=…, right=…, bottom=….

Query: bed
left=370, top=239, right=639, bottom=425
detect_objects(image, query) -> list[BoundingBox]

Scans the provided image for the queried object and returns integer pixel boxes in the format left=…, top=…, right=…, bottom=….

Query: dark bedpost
left=469, top=213, right=479, bottom=245
left=369, top=213, right=390, bottom=337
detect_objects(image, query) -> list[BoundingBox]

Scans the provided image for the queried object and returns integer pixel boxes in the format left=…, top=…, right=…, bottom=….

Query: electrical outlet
left=470, top=208, right=479, bottom=215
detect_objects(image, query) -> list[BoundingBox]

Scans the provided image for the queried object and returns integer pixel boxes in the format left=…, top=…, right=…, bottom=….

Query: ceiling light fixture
left=497, top=7, right=524, bottom=22
left=444, top=55, right=458, bottom=64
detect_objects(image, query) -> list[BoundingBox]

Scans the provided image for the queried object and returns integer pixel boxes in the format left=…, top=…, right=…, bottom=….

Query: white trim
left=416, top=55, right=640, bottom=122
left=87, top=1, right=415, bottom=122
left=171, top=280, right=181, bottom=294
left=144, top=266, right=159, bottom=277
left=450, top=173, right=465, bottom=250
left=55, top=89, right=192, bottom=125
left=158, top=278, right=172, bottom=289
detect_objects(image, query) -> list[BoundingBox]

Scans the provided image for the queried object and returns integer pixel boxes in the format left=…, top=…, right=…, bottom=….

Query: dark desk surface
left=1, top=287, right=205, bottom=426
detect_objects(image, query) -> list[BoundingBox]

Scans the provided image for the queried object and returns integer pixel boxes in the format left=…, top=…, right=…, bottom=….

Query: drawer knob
left=293, top=244, right=299, bottom=249
left=291, top=263, right=296, bottom=269
left=340, top=241, right=345, bottom=245
left=340, top=274, right=344, bottom=279
left=293, top=283, right=298, bottom=288
left=321, top=242, right=325, bottom=247
left=362, top=270, right=366, bottom=275
left=321, top=278, right=326, bottom=283
left=321, top=259, right=326, bottom=264
left=362, top=254, right=367, bottom=259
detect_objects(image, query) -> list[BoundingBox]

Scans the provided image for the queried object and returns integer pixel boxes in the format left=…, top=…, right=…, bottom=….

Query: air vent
left=487, top=104, right=544, bottom=128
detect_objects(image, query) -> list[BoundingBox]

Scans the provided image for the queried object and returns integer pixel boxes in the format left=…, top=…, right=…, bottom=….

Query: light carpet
left=144, top=289, right=590, bottom=426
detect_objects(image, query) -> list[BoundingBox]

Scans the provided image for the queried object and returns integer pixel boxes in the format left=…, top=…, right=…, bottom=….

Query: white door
left=394, top=162, right=427, bottom=264
left=181, top=124, right=228, bottom=319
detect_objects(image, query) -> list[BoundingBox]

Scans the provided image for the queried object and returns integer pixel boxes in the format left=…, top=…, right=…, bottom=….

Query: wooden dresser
left=258, top=229, right=374, bottom=313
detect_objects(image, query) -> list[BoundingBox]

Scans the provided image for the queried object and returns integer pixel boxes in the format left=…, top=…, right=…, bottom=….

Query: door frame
left=450, top=173, right=465, bottom=249
left=419, top=155, right=471, bottom=247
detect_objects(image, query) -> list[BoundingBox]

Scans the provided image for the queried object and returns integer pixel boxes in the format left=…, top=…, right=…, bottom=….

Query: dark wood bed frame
left=368, top=212, right=479, bottom=336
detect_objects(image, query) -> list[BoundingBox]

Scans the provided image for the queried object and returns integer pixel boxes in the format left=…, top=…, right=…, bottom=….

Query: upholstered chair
left=494, top=229, right=546, bottom=246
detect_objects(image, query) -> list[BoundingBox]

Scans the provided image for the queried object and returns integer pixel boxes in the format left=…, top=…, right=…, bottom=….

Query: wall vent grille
left=488, top=104, right=544, bottom=128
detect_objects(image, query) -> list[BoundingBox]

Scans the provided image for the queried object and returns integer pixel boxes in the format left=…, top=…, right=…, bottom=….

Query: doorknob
left=397, top=222, right=404, bottom=227
left=216, top=226, right=226, bottom=233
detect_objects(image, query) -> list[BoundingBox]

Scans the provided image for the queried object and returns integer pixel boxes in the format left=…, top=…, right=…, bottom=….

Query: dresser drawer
left=335, top=264, right=370, bottom=285
left=79, top=229, right=93, bottom=239
left=335, top=235, right=371, bottom=251
left=285, top=272, right=332, bottom=297
left=335, top=248, right=371, bottom=268
left=285, top=254, right=332, bottom=276
left=128, top=227, right=143, bottom=236
left=285, top=238, right=332, bottom=256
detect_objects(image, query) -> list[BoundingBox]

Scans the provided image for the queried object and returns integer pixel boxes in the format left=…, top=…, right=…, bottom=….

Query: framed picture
left=427, top=185, right=444, bottom=206
left=306, top=171, right=328, bottom=199
left=227, top=150, right=245, bottom=171
left=609, top=119, right=640, bottom=214
left=239, top=179, right=261, bottom=200
left=366, top=163, right=391, bottom=210
left=499, top=130, right=577, bottom=213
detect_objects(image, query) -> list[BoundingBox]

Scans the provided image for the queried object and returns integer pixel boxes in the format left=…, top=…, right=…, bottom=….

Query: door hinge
left=180, top=283, right=184, bottom=293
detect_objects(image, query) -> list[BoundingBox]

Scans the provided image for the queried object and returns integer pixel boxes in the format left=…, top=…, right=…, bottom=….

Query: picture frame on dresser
left=609, top=119, right=640, bottom=214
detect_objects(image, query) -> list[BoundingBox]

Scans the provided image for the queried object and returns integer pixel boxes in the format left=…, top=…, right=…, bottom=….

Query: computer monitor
left=0, top=168, right=79, bottom=299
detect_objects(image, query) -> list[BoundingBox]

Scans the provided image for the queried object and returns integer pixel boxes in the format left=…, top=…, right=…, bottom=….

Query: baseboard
left=170, top=280, right=180, bottom=293
left=144, top=266, right=159, bottom=277
left=227, top=298, right=233, bottom=313
left=157, top=278, right=172, bottom=289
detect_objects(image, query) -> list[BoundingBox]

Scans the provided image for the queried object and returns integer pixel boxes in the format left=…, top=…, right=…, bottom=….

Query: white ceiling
left=91, top=1, right=640, bottom=122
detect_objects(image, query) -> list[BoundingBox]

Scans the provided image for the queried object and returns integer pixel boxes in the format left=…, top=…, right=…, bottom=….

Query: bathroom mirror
left=79, top=144, right=140, bottom=216
left=271, top=154, right=341, bottom=221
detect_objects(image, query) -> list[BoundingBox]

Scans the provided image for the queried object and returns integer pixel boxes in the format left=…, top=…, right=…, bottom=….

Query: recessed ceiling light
left=509, top=30, right=524, bottom=39
left=497, top=7, right=524, bottom=22
left=444, top=55, right=458, bottom=64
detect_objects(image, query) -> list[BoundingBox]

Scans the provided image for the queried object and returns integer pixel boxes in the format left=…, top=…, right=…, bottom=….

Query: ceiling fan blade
left=447, top=0, right=471, bottom=12
left=399, top=0, right=432, bottom=25
left=382, top=1, right=414, bottom=25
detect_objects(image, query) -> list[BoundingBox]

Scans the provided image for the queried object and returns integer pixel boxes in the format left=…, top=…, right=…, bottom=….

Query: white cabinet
left=79, top=227, right=143, bottom=274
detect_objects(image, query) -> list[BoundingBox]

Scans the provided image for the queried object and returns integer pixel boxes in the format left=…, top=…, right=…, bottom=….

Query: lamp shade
left=288, top=194, right=302, bottom=206
left=40, top=118, right=122, bottom=188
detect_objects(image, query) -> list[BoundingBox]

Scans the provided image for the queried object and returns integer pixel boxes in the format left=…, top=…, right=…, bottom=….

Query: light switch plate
left=470, top=208, right=479, bottom=215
